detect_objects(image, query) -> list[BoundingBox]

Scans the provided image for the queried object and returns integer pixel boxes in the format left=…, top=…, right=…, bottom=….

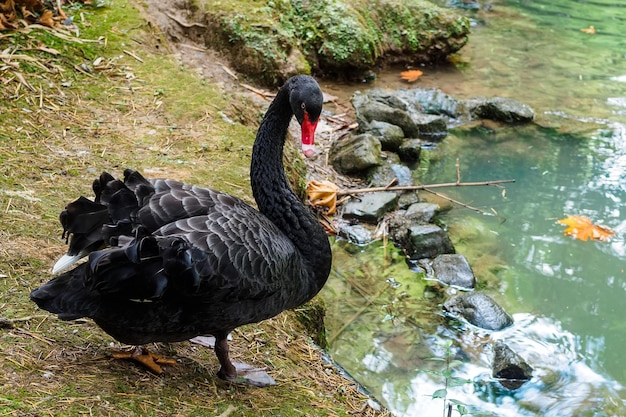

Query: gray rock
left=369, top=159, right=413, bottom=188
left=408, top=113, right=448, bottom=140
left=432, top=254, right=476, bottom=289
left=388, top=203, right=441, bottom=245
left=402, top=88, right=461, bottom=118
left=443, top=292, right=514, bottom=331
left=465, top=96, right=535, bottom=123
left=336, top=223, right=373, bottom=245
left=405, top=224, right=455, bottom=259
left=367, top=120, right=405, bottom=151
left=352, top=91, right=449, bottom=140
left=397, top=192, right=420, bottom=209
left=329, top=133, right=381, bottom=175
left=405, top=202, right=439, bottom=223
left=492, top=340, right=533, bottom=389
left=354, top=98, right=420, bottom=137
left=342, top=191, right=399, bottom=224
left=397, top=139, right=422, bottom=163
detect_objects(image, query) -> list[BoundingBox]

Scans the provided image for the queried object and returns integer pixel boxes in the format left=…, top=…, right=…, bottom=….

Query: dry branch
left=336, top=178, right=516, bottom=197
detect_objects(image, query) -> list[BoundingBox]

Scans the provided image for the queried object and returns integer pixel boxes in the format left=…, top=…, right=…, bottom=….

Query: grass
left=0, top=1, right=389, bottom=415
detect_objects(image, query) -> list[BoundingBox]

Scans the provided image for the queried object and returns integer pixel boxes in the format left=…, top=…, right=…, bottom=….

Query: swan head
left=289, top=75, right=323, bottom=157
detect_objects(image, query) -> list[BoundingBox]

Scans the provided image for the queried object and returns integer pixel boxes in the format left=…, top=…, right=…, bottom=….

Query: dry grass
left=0, top=1, right=390, bottom=415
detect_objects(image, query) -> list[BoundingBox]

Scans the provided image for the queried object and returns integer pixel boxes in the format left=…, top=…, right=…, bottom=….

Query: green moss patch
left=187, top=0, right=470, bottom=84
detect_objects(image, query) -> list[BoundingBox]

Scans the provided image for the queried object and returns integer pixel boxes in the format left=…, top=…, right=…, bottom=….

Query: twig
left=241, top=83, right=272, bottom=98
left=422, top=188, right=491, bottom=216
left=123, top=49, right=144, bottom=63
left=336, top=179, right=515, bottom=197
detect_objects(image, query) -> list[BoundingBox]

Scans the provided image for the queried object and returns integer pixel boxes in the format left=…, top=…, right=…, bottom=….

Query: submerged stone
left=465, top=97, right=535, bottom=123
left=405, top=224, right=455, bottom=259
left=492, top=340, right=533, bottom=389
left=443, top=292, right=513, bottom=331
left=432, top=254, right=476, bottom=289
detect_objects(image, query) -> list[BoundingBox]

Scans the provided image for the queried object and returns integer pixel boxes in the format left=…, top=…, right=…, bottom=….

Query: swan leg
left=214, top=335, right=276, bottom=387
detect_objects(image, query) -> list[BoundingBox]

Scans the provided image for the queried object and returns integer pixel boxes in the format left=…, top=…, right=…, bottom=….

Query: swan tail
left=34, top=237, right=170, bottom=320
left=30, top=263, right=99, bottom=320
left=55, top=171, right=157, bottom=266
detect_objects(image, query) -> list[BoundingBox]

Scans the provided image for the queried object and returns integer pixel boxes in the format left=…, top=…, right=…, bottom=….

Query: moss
left=294, top=298, right=329, bottom=349
left=191, top=0, right=469, bottom=84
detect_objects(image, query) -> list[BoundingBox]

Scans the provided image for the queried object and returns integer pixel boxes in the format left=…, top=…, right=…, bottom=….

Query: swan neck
left=250, top=82, right=331, bottom=294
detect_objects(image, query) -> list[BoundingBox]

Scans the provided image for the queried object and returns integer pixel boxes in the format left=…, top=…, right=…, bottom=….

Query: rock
left=336, top=222, right=373, bottom=245
left=465, top=97, right=535, bottom=123
left=443, top=292, right=513, bottom=331
left=397, top=139, right=422, bottom=163
left=408, top=113, right=448, bottom=140
left=329, top=133, right=381, bottom=175
left=182, top=0, right=469, bottom=85
left=367, top=120, right=405, bottom=152
left=352, top=91, right=448, bottom=139
left=432, top=254, right=476, bottom=289
left=354, top=98, right=420, bottom=137
left=404, top=224, right=455, bottom=259
left=388, top=202, right=440, bottom=242
left=342, top=191, right=399, bottom=223
left=402, top=88, right=462, bottom=118
left=397, top=192, right=420, bottom=209
left=405, top=202, right=439, bottom=223
left=369, top=157, right=413, bottom=188
left=492, top=340, right=533, bottom=389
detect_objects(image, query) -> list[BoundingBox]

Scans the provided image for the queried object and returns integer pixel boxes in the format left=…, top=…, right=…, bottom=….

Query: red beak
left=301, top=111, right=318, bottom=147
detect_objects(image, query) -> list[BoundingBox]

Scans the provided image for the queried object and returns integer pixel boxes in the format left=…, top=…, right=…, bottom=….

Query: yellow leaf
left=306, top=180, right=339, bottom=215
left=580, top=26, right=596, bottom=34
left=400, top=70, right=423, bottom=83
left=557, top=214, right=615, bottom=242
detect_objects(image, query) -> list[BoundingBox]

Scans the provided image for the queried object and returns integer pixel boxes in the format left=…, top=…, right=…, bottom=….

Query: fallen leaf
left=557, top=214, right=615, bottom=241
left=39, top=10, right=55, bottom=27
left=307, top=180, right=339, bottom=215
left=580, top=26, right=596, bottom=34
left=400, top=69, right=423, bottom=83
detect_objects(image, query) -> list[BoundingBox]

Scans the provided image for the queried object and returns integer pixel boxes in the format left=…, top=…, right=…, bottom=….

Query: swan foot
left=218, top=362, right=277, bottom=387
left=111, top=347, right=177, bottom=375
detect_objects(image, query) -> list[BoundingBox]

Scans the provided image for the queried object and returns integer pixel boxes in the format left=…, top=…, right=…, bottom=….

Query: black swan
left=30, top=75, right=332, bottom=386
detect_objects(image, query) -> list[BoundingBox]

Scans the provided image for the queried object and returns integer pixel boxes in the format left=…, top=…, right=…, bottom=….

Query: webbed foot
left=111, top=347, right=177, bottom=374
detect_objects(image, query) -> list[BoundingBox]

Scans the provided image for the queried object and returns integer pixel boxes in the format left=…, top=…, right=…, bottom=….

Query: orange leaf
left=557, top=214, right=615, bottom=242
left=580, top=26, right=596, bottom=34
left=39, top=10, right=55, bottom=27
left=306, top=180, right=339, bottom=215
left=400, top=70, right=423, bottom=83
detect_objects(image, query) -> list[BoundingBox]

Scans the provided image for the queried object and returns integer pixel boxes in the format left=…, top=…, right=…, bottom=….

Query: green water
left=322, top=1, right=626, bottom=416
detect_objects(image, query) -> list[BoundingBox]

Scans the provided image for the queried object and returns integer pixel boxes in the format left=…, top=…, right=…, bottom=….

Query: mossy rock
left=186, top=0, right=470, bottom=85
left=294, top=297, right=328, bottom=349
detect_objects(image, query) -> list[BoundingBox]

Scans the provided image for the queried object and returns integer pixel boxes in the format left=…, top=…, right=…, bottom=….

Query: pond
left=320, top=1, right=626, bottom=416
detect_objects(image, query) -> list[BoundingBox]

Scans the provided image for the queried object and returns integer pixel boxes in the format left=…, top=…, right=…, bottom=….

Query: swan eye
left=301, top=102, right=306, bottom=110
